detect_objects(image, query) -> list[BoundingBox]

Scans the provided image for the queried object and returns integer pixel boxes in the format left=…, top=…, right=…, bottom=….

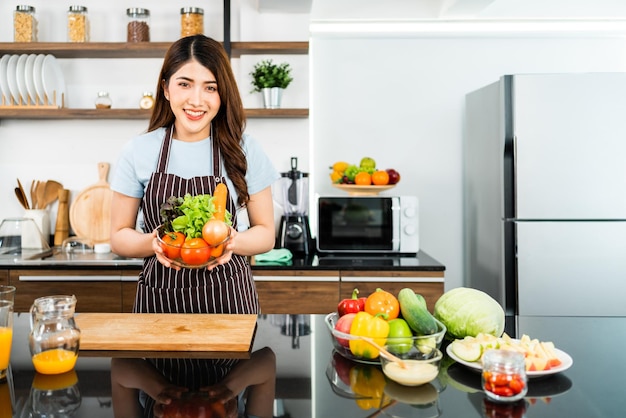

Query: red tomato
left=202, top=219, right=230, bottom=246
left=180, top=238, right=210, bottom=265
left=160, top=231, right=185, bottom=259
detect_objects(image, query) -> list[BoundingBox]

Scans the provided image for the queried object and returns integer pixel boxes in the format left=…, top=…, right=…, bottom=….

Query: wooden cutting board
left=75, top=313, right=257, bottom=358
left=70, top=162, right=113, bottom=244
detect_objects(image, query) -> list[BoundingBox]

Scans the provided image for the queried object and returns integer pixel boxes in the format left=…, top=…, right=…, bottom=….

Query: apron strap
left=156, top=125, right=174, bottom=173
left=211, top=125, right=222, bottom=178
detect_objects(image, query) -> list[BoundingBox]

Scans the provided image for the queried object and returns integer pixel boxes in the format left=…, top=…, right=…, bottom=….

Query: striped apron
left=134, top=126, right=259, bottom=414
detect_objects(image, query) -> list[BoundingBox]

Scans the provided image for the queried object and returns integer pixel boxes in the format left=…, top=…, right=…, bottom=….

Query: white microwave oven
left=316, top=195, right=419, bottom=254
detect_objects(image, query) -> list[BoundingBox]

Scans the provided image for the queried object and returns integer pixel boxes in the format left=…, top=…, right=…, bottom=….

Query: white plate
left=6, top=55, right=20, bottom=104
left=32, top=54, right=46, bottom=104
left=332, top=184, right=396, bottom=196
left=41, top=55, right=66, bottom=107
left=24, top=54, right=37, bottom=104
left=0, top=55, right=10, bottom=104
left=446, top=341, right=573, bottom=378
left=15, top=54, right=29, bottom=104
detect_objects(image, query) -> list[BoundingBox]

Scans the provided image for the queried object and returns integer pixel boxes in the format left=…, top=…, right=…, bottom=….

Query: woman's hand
left=207, top=226, right=236, bottom=271
left=152, top=385, right=189, bottom=417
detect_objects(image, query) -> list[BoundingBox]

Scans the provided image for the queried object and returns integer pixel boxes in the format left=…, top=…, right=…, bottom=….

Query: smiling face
left=163, top=59, right=221, bottom=142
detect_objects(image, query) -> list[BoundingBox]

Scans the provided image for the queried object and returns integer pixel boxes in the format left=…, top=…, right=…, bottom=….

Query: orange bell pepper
left=364, top=287, right=400, bottom=320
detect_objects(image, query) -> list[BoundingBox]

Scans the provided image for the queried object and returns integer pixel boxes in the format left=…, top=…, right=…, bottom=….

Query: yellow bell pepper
left=348, top=311, right=389, bottom=359
left=349, top=364, right=387, bottom=410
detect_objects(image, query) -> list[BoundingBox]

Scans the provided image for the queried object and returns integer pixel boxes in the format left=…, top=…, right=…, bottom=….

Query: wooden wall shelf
left=0, top=108, right=309, bottom=120
left=0, top=41, right=309, bottom=59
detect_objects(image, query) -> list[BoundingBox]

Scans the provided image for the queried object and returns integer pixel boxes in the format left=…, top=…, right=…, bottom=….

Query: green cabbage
left=433, top=287, right=505, bottom=339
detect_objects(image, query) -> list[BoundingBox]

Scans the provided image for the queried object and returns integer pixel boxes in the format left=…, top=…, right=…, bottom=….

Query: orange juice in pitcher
left=29, top=296, right=80, bottom=375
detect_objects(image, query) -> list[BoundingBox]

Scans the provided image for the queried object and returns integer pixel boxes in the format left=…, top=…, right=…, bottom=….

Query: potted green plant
left=250, top=59, right=293, bottom=108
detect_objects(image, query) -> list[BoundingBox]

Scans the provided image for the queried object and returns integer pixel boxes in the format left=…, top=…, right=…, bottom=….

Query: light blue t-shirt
left=110, top=127, right=279, bottom=224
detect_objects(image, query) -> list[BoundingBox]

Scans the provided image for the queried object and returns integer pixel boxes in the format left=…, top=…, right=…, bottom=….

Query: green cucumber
left=398, top=288, right=438, bottom=336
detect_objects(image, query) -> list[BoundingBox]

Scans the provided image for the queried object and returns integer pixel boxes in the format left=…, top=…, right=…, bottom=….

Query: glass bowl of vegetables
left=157, top=223, right=231, bottom=269
left=325, top=312, right=447, bottom=365
left=157, top=189, right=232, bottom=269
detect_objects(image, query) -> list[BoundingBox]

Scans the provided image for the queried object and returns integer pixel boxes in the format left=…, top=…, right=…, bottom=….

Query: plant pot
left=262, top=87, right=283, bottom=109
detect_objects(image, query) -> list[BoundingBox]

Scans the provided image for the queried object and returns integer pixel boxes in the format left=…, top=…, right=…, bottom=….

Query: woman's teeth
left=185, top=110, right=204, bottom=117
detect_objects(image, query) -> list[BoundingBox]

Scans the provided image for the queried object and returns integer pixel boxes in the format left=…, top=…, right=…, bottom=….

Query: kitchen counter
left=1, top=250, right=445, bottom=314
left=3, top=314, right=621, bottom=417
left=0, top=248, right=445, bottom=272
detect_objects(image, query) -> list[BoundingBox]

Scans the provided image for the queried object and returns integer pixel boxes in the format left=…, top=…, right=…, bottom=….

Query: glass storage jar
left=14, top=5, right=38, bottom=42
left=139, top=92, right=154, bottom=109
left=126, top=7, right=150, bottom=42
left=95, top=91, right=112, bottom=109
left=482, top=349, right=528, bottom=402
left=67, top=5, right=89, bottom=42
left=180, top=7, right=204, bottom=37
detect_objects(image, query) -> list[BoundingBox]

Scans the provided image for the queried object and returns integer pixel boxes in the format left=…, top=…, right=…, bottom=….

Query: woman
left=109, top=34, right=278, bottom=315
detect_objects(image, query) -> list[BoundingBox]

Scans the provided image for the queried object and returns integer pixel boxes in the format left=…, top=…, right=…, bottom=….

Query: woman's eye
left=206, top=85, right=217, bottom=92
left=178, top=82, right=190, bottom=88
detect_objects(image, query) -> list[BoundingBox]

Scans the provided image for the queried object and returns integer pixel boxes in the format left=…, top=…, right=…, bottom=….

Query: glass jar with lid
left=139, top=92, right=154, bottom=110
left=14, top=5, right=38, bottom=42
left=95, top=92, right=112, bottom=109
left=126, top=7, right=150, bottom=42
left=67, top=5, right=89, bottom=42
left=180, top=7, right=204, bottom=37
left=482, top=349, right=528, bottom=402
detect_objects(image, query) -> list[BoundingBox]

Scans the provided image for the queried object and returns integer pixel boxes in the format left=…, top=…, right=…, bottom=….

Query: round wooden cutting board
left=70, top=162, right=113, bottom=244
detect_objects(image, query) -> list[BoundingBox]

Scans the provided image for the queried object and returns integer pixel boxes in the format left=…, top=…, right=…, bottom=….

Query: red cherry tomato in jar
left=160, top=231, right=185, bottom=259
left=483, top=371, right=526, bottom=398
left=180, top=238, right=210, bottom=265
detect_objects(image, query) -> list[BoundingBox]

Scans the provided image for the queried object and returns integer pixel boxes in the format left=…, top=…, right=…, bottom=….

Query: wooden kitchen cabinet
left=254, top=271, right=340, bottom=314
left=9, top=270, right=123, bottom=313
left=121, top=269, right=141, bottom=313
left=340, top=271, right=445, bottom=312
left=0, top=269, right=8, bottom=286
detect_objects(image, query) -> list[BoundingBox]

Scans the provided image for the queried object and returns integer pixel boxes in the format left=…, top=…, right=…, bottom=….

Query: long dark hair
left=148, top=35, right=249, bottom=207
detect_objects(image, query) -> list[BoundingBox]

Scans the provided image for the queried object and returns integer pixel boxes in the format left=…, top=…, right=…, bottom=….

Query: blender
left=276, top=157, right=313, bottom=254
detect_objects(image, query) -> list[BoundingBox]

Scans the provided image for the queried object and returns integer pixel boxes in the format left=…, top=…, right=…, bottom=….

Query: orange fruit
left=354, top=172, right=372, bottom=185
left=372, top=170, right=390, bottom=186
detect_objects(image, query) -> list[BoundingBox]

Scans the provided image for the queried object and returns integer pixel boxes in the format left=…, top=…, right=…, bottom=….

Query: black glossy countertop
left=0, top=249, right=445, bottom=272
left=3, top=313, right=622, bottom=417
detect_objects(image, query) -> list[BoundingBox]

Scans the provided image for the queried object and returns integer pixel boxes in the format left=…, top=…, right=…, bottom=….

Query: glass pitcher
left=29, top=296, right=80, bottom=375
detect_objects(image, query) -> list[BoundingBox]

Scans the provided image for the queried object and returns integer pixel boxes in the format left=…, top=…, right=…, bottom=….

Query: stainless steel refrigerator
left=464, top=73, right=626, bottom=317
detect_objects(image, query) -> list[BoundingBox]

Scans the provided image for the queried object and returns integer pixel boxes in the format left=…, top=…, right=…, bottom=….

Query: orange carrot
left=212, top=183, right=228, bottom=221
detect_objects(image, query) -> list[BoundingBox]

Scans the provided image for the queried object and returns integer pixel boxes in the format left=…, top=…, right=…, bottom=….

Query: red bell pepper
left=338, top=288, right=366, bottom=317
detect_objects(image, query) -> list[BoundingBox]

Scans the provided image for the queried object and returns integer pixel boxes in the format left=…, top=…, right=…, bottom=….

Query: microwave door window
left=319, top=198, right=394, bottom=251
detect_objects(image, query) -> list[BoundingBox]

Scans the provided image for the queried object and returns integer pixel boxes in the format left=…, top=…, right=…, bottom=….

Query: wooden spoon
left=36, top=180, right=46, bottom=209
left=31, top=180, right=38, bottom=210
left=41, top=180, right=63, bottom=209
left=359, top=336, right=408, bottom=369
left=15, top=187, right=29, bottom=209
left=16, top=179, right=30, bottom=209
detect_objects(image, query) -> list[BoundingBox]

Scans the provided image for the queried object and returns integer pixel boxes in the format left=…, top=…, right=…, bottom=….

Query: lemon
left=331, top=161, right=350, bottom=173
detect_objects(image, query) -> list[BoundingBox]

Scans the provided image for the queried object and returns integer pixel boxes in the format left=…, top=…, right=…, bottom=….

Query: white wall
left=310, top=18, right=626, bottom=290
